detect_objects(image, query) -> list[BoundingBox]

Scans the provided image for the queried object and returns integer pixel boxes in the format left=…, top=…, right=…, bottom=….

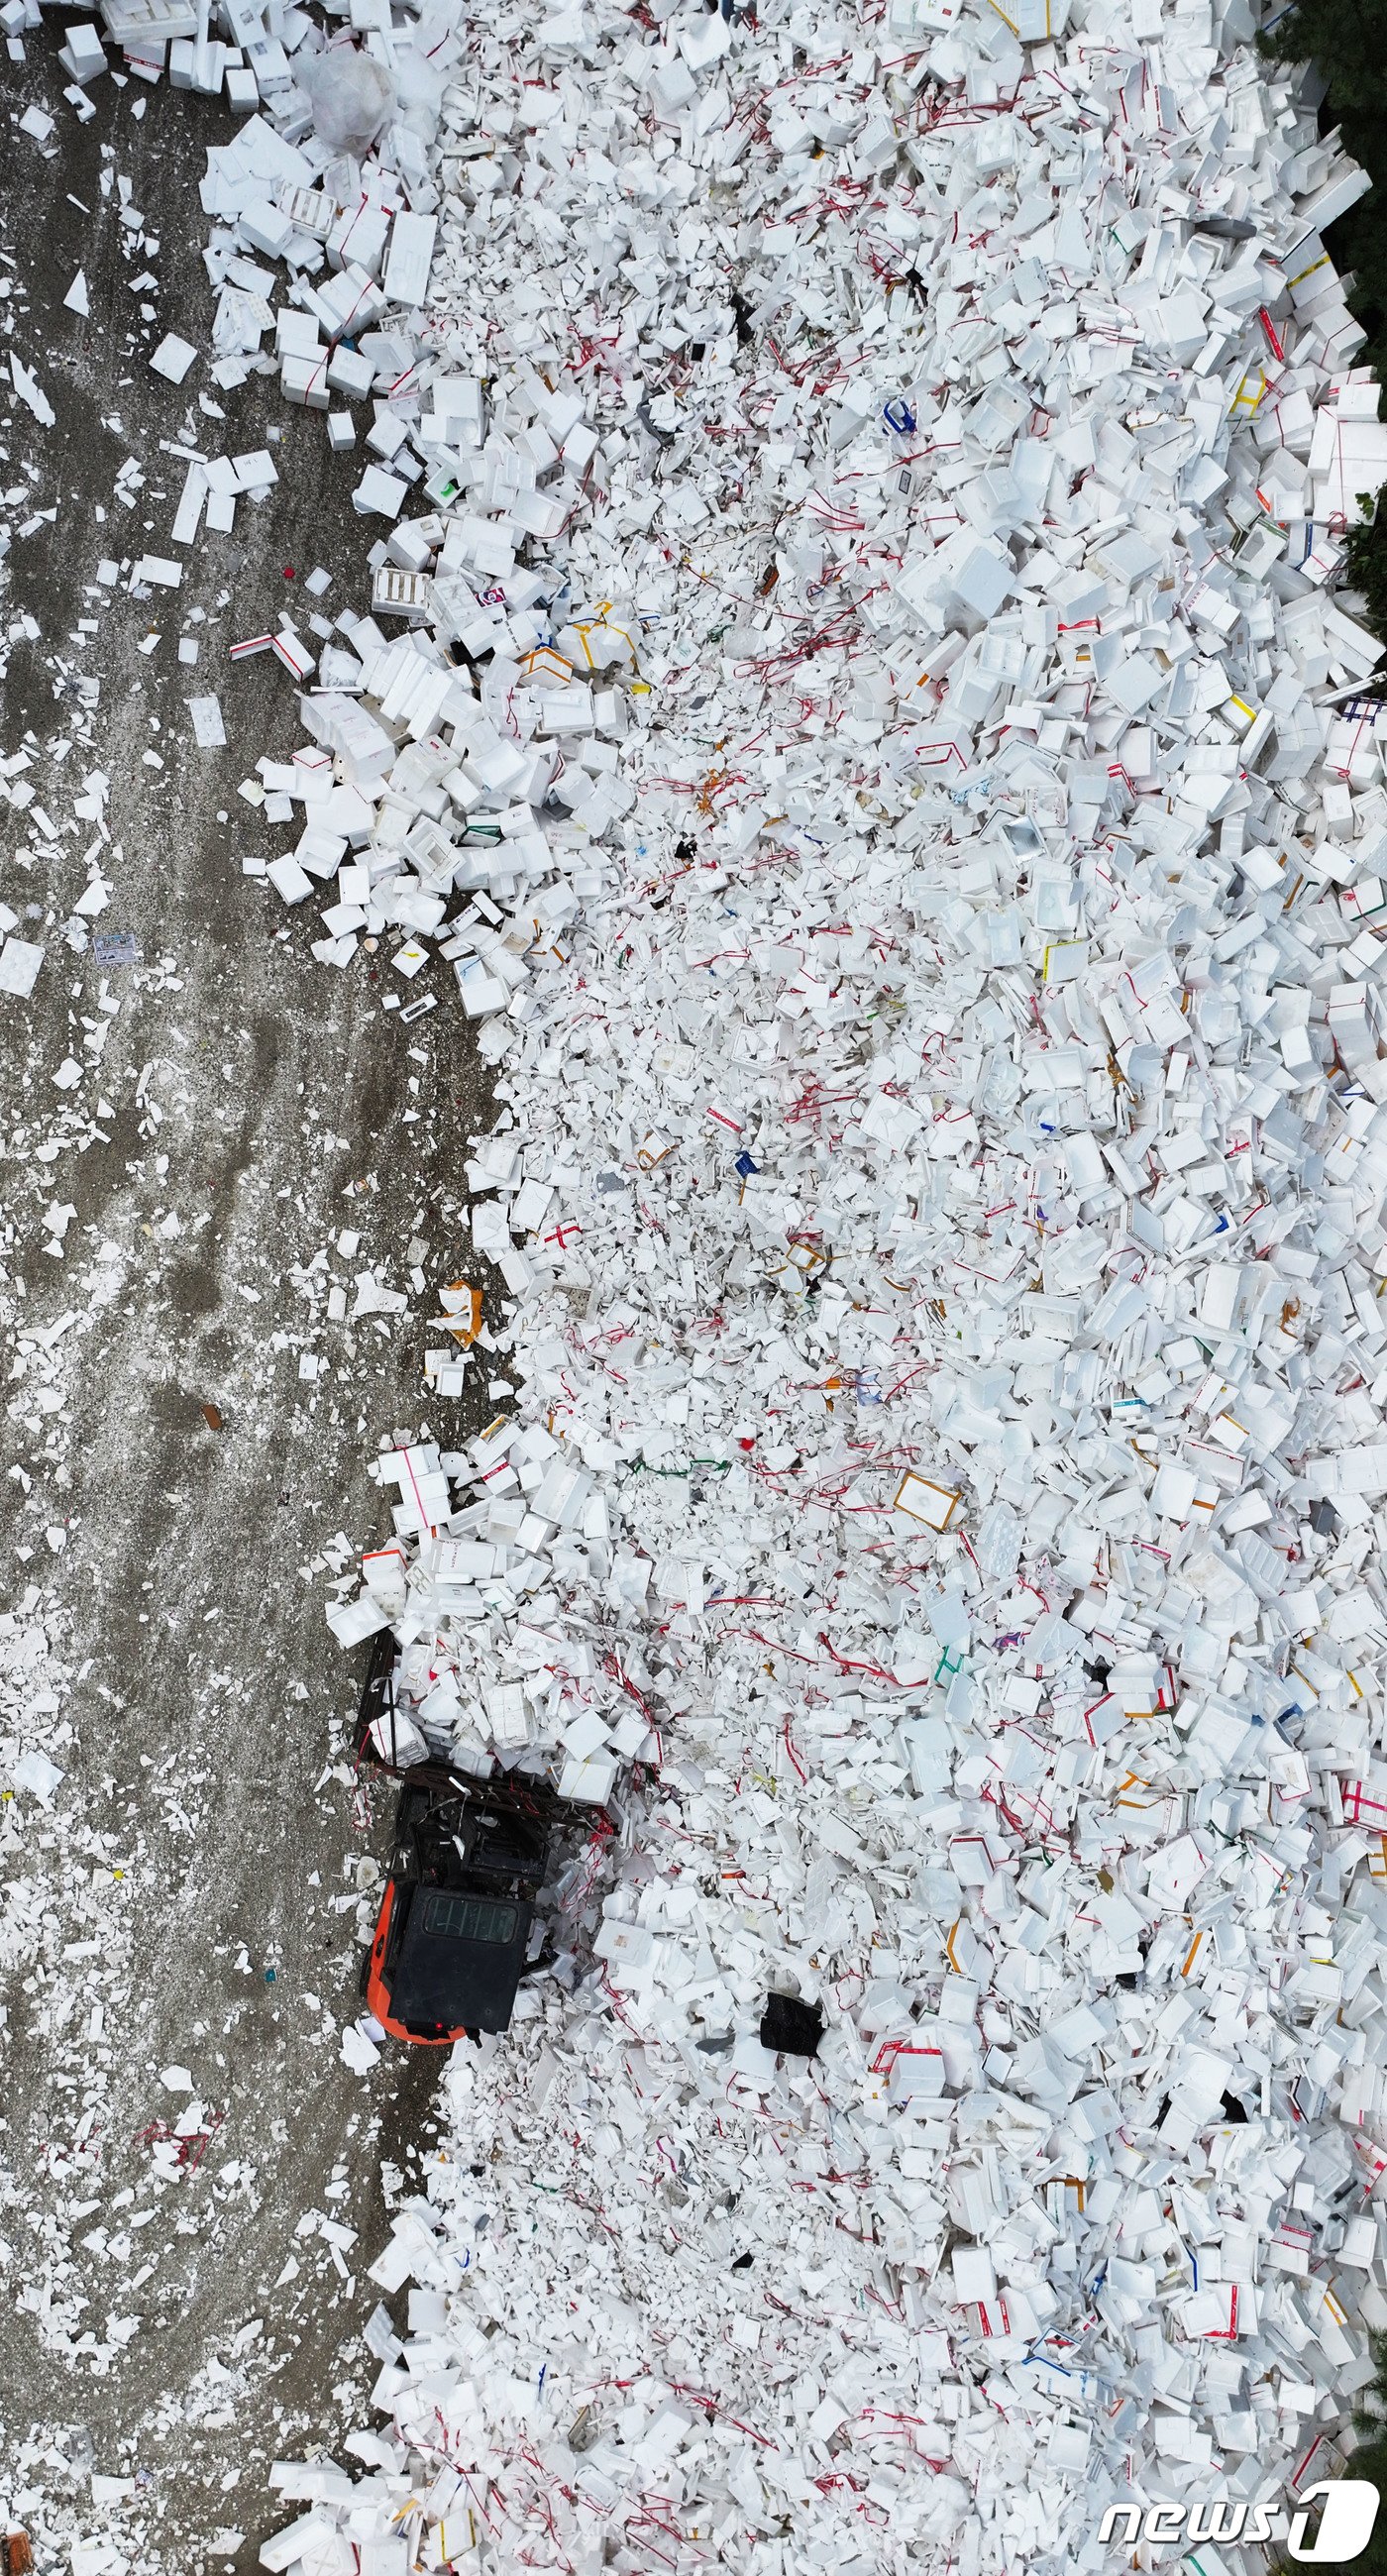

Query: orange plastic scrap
left=440, top=1282, right=482, bottom=1346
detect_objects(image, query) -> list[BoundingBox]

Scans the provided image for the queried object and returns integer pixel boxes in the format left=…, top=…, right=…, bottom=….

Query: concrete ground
left=0, top=37, right=490, bottom=2573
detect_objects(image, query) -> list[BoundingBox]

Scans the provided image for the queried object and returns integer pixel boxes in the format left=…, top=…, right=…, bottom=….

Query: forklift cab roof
left=386, top=1880, right=533, bottom=2036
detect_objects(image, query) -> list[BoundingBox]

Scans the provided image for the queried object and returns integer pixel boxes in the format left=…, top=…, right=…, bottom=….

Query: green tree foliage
left=1344, top=501, right=1387, bottom=636
left=1257, top=0, right=1387, bottom=124
left=1257, top=0, right=1387, bottom=387
left=1271, top=2335, right=1387, bottom=2576
left=1258, top=3, right=1387, bottom=633
left=1341, top=2333, right=1387, bottom=2576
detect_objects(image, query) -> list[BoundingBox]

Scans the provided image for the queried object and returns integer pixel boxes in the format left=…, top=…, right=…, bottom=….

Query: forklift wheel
left=357, top=1943, right=372, bottom=1999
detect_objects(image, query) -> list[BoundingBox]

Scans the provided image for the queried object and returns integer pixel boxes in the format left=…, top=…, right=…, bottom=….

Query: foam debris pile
left=20, top=0, right=1387, bottom=2556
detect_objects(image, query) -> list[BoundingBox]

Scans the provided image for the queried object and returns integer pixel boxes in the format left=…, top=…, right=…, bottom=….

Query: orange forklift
left=356, top=1633, right=609, bottom=2045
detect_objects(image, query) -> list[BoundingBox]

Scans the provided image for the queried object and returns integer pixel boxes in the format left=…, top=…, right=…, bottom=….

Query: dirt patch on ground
left=0, top=40, right=491, bottom=2572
